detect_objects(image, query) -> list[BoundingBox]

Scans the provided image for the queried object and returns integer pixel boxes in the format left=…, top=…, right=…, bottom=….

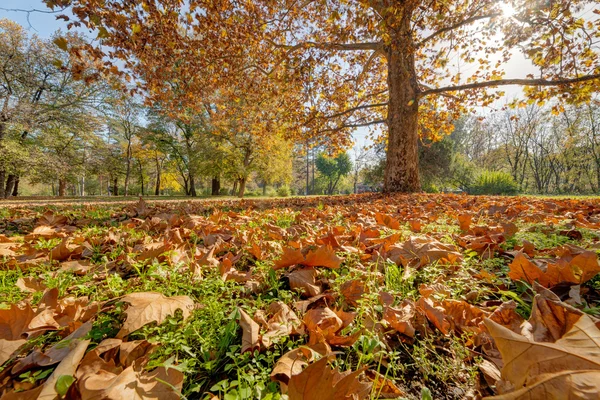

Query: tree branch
left=316, top=119, right=387, bottom=134
left=325, top=103, right=388, bottom=120
left=419, top=74, right=600, bottom=98
left=271, top=40, right=383, bottom=52
left=416, top=12, right=502, bottom=47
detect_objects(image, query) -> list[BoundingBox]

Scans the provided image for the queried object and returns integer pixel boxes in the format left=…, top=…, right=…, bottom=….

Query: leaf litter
left=0, top=193, right=600, bottom=398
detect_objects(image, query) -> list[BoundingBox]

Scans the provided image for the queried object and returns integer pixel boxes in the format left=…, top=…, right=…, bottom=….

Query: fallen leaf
left=116, top=292, right=194, bottom=338
left=287, top=356, right=371, bottom=400
left=239, top=308, right=260, bottom=353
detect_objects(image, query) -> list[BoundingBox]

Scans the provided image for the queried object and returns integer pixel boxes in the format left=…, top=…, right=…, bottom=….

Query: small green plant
left=276, top=185, right=291, bottom=197
left=469, top=170, right=519, bottom=195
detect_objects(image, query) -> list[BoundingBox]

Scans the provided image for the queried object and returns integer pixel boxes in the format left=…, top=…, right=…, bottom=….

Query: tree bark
left=188, top=173, right=197, bottom=197
left=211, top=177, right=220, bottom=195
left=112, top=178, right=118, bottom=196
left=383, top=13, right=421, bottom=193
left=4, top=175, right=17, bottom=198
left=232, top=180, right=238, bottom=196
left=155, top=156, right=161, bottom=195
left=12, top=176, right=19, bottom=197
left=124, top=140, right=132, bottom=196
left=58, top=179, right=67, bottom=197
left=0, top=170, right=5, bottom=198
left=238, top=177, right=247, bottom=198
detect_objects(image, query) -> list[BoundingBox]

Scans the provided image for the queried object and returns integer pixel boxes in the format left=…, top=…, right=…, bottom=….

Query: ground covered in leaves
left=1, top=193, right=600, bottom=399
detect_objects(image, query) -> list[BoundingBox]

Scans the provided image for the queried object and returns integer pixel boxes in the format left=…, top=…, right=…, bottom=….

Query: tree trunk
left=383, top=15, right=421, bottom=193
left=232, top=180, right=238, bottom=196
left=0, top=170, right=5, bottom=198
left=155, top=157, right=161, bottom=195
left=12, top=176, right=19, bottom=197
left=58, top=179, right=67, bottom=197
left=238, top=177, right=247, bottom=198
left=124, top=141, right=132, bottom=196
left=189, top=173, right=197, bottom=197
left=4, top=175, right=17, bottom=198
left=113, top=178, right=118, bottom=196
left=211, top=177, right=220, bottom=196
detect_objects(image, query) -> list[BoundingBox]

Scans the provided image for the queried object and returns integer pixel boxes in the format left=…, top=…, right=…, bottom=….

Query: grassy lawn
left=1, top=193, right=600, bottom=399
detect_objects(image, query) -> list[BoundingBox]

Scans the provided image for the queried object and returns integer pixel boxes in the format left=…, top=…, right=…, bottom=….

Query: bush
left=277, top=185, right=291, bottom=197
left=469, top=170, right=519, bottom=195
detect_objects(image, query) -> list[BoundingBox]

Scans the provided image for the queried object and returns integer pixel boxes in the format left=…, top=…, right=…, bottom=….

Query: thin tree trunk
left=238, top=177, right=247, bottom=198
left=12, top=177, right=19, bottom=197
left=189, top=173, right=197, bottom=197
left=124, top=141, right=132, bottom=196
left=155, top=156, right=161, bottom=195
left=232, top=180, right=238, bottom=196
left=113, top=178, right=118, bottom=196
left=58, top=179, right=67, bottom=197
left=211, top=177, right=220, bottom=195
left=306, top=140, right=310, bottom=195
left=383, top=14, right=421, bottom=193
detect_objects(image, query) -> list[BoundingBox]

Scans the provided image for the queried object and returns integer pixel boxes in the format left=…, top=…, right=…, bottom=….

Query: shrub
left=469, top=170, right=519, bottom=195
left=276, top=185, right=291, bottom=197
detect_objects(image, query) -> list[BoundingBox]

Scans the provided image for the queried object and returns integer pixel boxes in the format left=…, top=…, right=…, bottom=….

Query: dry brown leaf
left=239, top=308, right=260, bottom=353
left=365, top=370, right=404, bottom=398
left=303, top=245, right=342, bottom=269
left=116, top=292, right=194, bottom=338
left=37, top=339, right=90, bottom=400
left=287, top=268, right=321, bottom=297
left=274, top=247, right=305, bottom=270
left=58, top=260, right=93, bottom=275
left=484, top=314, right=600, bottom=391
left=486, top=370, right=600, bottom=399
left=416, top=297, right=450, bottom=335
left=15, top=277, right=47, bottom=293
left=340, top=279, right=365, bottom=307
left=270, top=347, right=312, bottom=387
left=287, top=356, right=371, bottom=400
left=508, top=251, right=600, bottom=287
left=383, top=300, right=416, bottom=338
left=77, top=363, right=183, bottom=400
left=375, top=212, right=400, bottom=230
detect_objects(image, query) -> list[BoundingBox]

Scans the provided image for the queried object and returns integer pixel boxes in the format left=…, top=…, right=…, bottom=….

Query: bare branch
left=416, top=12, right=502, bottom=47
left=419, top=74, right=600, bottom=98
left=317, top=119, right=387, bottom=134
left=271, top=40, right=383, bottom=52
left=325, top=103, right=388, bottom=120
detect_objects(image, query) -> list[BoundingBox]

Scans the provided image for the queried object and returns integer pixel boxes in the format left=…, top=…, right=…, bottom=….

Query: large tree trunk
left=211, top=177, right=220, bottom=196
left=58, top=179, right=67, bottom=197
left=383, top=15, right=421, bottom=193
left=238, top=177, right=247, bottom=198
left=4, top=175, right=17, bottom=198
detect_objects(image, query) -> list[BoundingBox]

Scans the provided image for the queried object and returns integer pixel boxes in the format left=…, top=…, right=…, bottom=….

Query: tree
left=44, top=0, right=600, bottom=193
left=0, top=19, right=103, bottom=197
left=316, top=152, right=352, bottom=195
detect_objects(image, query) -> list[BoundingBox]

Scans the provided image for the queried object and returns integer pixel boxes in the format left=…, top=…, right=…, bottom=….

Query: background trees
left=41, top=0, right=600, bottom=193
